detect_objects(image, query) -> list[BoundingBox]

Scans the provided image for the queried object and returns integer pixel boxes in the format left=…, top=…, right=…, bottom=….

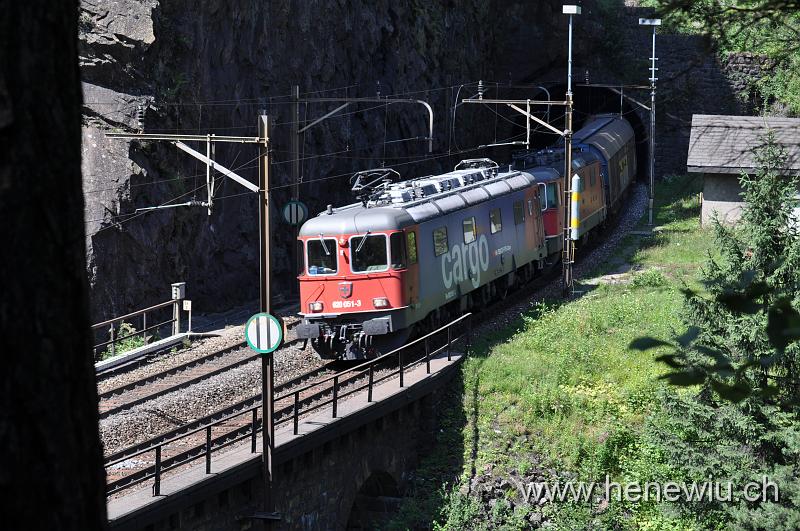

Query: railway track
left=104, top=359, right=370, bottom=494
left=104, top=316, right=470, bottom=496
left=104, top=360, right=339, bottom=463
left=98, top=338, right=303, bottom=419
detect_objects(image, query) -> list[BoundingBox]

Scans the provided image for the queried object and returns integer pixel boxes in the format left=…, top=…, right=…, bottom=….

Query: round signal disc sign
left=245, top=313, right=283, bottom=355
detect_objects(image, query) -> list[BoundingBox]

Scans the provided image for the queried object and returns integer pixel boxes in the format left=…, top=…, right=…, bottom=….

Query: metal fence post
left=399, top=351, right=404, bottom=388
left=109, top=322, right=116, bottom=358
left=368, top=364, right=374, bottom=402
left=251, top=409, right=258, bottom=453
left=153, top=446, right=161, bottom=496
left=143, top=312, right=149, bottom=345
left=293, top=391, right=300, bottom=435
left=205, top=426, right=212, bottom=474
left=425, top=338, right=431, bottom=374
left=172, top=300, right=179, bottom=336
left=332, top=376, right=339, bottom=418
left=467, top=315, right=472, bottom=355
left=447, top=326, right=452, bottom=361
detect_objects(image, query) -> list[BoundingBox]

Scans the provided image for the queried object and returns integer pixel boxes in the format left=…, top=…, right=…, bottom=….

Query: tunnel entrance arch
left=573, top=83, right=649, bottom=182
left=345, top=470, right=402, bottom=530
left=480, top=81, right=649, bottom=182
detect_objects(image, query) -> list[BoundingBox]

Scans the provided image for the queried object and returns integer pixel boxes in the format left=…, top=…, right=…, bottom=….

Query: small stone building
left=687, top=114, right=800, bottom=225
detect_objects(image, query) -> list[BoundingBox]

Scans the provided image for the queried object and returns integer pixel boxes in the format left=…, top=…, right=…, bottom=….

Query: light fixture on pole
left=562, top=4, right=581, bottom=296
left=639, top=17, right=661, bottom=226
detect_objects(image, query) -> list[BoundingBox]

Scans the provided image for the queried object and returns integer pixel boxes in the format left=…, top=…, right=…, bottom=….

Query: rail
left=104, top=313, right=471, bottom=497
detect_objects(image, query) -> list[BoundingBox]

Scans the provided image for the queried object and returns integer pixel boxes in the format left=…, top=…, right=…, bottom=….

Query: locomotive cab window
left=545, top=183, right=558, bottom=209
left=462, top=217, right=476, bottom=244
left=390, top=232, right=407, bottom=270
left=407, top=231, right=418, bottom=265
left=433, top=227, right=448, bottom=257
left=350, top=234, right=388, bottom=273
left=307, top=238, right=338, bottom=275
left=490, top=208, right=502, bottom=234
left=513, top=201, right=525, bottom=225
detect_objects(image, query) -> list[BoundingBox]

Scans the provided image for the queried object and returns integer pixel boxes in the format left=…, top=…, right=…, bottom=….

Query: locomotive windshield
left=350, top=234, right=388, bottom=272
left=307, top=238, right=338, bottom=275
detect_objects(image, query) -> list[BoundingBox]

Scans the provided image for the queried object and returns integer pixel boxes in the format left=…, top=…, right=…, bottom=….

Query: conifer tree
left=635, top=132, right=800, bottom=407
left=633, top=134, right=800, bottom=527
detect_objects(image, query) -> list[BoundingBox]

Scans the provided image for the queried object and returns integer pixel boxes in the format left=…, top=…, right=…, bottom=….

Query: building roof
left=687, top=114, right=800, bottom=175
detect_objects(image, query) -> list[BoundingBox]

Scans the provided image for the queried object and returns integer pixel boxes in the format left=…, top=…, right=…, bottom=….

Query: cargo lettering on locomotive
left=441, top=234, right=490, bottom=290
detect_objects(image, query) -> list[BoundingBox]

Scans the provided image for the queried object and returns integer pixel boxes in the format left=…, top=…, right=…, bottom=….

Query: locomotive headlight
left=308, top=301, right=324, bottom=313
left=372, top=297, right=390, bottom=309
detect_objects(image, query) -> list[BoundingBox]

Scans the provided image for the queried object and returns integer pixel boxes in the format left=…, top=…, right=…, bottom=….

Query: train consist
left=295, top=114, right=637, bottom=359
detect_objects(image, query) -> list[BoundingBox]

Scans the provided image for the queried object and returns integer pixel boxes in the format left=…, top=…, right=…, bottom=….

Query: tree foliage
left=649, top=1, right=800, bottom=54
left=642, top=0, right=800, bottom=113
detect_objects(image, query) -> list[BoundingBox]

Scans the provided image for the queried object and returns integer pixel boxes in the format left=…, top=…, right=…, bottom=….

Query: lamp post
left=639, top=18, right=661, bottom=226
left=562, top=4, right=581, bottom=296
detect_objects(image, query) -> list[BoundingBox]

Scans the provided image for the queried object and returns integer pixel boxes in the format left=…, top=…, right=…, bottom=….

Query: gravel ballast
left=100, top=339, right=321, bottom=455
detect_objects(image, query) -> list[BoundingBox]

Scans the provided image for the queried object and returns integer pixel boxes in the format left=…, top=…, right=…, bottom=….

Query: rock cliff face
left=79, top=0, right=586, bottom=320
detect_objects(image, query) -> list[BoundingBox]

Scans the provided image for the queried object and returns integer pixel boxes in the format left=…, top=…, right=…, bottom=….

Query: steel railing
left=93, top=285, right=190, bottom=360
left=276, top=313, right=472, bottom=434
left=104, top=313, right=472, bottom=497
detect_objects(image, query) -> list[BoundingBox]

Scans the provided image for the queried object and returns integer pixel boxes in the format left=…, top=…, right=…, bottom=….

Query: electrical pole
left=640, top=18, right=661, bottom=226
left=562, top=5, right=581, bottom=296
left=291, top=86, right=300, bottom=201
left=108, top=121, right=279, bottom=524
left=460, top=6, right=581, bottom=298
left=206, top=134, right=215, bottom=216
left=648, top=27, right=657, bottom=226
left=291, top=85, right=300, bottom=291
left=257, top=114, right=277, bottom=529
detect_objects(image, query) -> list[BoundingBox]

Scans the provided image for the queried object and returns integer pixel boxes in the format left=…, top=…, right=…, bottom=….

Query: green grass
left=629, top=175, right=715, bottom=283
left=387, top=175, right=714, bottom=529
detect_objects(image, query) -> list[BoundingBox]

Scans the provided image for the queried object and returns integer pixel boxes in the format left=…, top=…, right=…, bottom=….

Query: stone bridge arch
left=277, top=399, right=437, bottom=530
left=344, top=470, right=402, bottom=530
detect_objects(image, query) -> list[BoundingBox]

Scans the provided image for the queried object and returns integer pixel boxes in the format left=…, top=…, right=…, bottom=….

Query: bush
left=101, top=321, right=146, bottom=360
left=631, top=269, right=668, bottom=288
